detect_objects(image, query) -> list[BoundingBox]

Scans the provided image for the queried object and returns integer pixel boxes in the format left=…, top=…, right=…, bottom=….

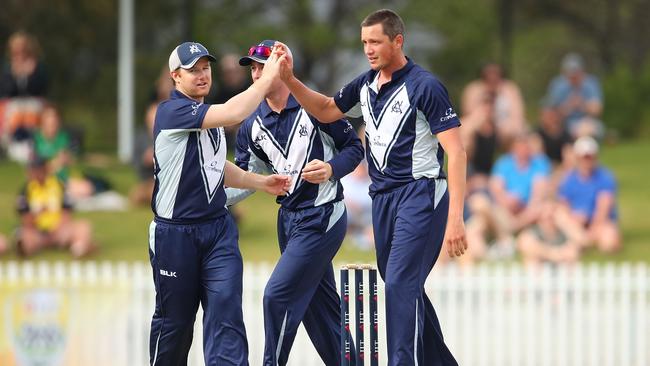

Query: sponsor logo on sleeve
left=439, top=108, right=457, bottom=122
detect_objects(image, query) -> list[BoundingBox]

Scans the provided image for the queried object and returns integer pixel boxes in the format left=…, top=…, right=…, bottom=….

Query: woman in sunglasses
left=227, top=39, right=364, bottom=365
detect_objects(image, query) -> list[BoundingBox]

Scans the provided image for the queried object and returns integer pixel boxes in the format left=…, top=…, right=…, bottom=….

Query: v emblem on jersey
left=251, top=109, right=316, bottom=194
left=197, top=128, right=226, bottom=203
left=361, top=82, right=412, bottom=173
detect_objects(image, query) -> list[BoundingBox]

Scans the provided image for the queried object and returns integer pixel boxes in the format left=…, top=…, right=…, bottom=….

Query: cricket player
left=148, top=41, right=290, bottom=366
left=275, top=9, right=468, bottom=365
left=226, top=40, right=364, bottom=366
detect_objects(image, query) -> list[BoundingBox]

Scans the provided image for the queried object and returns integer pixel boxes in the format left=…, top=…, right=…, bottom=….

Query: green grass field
left=1, top=139, right=648, bottom=264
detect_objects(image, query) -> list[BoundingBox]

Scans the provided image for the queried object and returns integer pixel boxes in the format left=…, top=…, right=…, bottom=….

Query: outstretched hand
left=273, top=41, right=294, bottom=82
left=262, top=174, right=292, bottom=196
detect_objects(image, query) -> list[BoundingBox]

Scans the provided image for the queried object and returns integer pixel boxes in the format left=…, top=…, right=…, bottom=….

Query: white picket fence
left=0, top=261, right=648, bottom=366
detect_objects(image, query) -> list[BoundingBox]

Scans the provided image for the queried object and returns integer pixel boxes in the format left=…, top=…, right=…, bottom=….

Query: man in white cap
left=148, top=41, right=290, bottom=366
left=559, top=136, right=620, bottom=252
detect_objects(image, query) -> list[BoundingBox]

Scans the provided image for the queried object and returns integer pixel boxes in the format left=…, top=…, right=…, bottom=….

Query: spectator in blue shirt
left=490, top=131, right=552, bottom=231
left=559, top=136, right=620, bottom=252
left=545, top=53, right=604, bottom=139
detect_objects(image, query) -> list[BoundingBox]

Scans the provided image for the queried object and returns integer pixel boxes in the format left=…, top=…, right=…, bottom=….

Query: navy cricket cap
left=239, top=40, right=276, bottom=66
left=168, top=42, right=217, bottom=72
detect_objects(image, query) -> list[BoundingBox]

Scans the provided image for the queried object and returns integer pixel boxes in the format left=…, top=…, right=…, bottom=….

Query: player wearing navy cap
left=148, top=41, right=290, bottom=366
left=227, top=40, right=363, bottom=366
left=276, top=9, right=467, bottom=366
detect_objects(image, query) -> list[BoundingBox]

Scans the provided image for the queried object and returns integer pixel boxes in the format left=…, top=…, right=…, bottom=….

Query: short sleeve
left=417, top=76, right=461, bottom=135
left=491, top=156, right=508, bottom=179
left=155, top=99, right=210, bottom=132
left=583, top=76, right=603, bottom=102
left=333, top=73, right=367, bottom=119
left=597, top=168, right=617, bottom=193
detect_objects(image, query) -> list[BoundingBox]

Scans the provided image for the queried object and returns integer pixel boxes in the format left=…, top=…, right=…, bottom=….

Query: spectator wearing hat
left=558, top=136, right=620, bottom=252
left=544, top=53, right=604, bottom=139
left=15, top=157, right=95, bottom=257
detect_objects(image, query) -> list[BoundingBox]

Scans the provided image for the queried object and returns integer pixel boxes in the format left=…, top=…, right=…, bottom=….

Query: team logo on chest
left=391, top=100, right=403, bottom=114
left=197, top=128, right=226, bottom=203
left=298, top=124, right=309, bottom=137
left=360, top=82, right=412, bottom=173
left=251, top=109, right=316, bottom=194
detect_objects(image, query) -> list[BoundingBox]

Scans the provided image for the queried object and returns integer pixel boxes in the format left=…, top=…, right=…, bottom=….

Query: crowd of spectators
left=341, top=54, right=620, bottom=270
left=0, top=31, right=104, bottom=257
left=447, top=54, right=619, bottom=269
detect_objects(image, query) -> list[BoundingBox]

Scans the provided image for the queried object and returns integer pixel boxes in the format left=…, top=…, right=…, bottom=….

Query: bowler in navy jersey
left=277, top=9, right=468, bottom=366
left=226, top=40, right=363, bottom=366
left=148, top=41, right=290, bottom=366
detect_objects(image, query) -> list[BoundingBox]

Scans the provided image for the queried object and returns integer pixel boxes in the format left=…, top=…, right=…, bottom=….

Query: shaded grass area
left=0, top=139, right=648, bottom=264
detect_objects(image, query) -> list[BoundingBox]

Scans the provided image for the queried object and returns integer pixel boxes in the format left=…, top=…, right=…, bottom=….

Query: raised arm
left=201, top=51, right=285, bottom=129
left=275, top=42, right=345, bottom=123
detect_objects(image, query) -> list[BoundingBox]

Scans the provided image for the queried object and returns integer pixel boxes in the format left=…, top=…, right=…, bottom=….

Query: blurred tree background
left=1, top=0, right=648, bottom=154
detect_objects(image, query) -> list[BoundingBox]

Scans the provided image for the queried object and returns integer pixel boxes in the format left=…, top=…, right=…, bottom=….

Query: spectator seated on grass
left=30, top=104, right=127, bottom=211
left=517, top=200, right=587, bottom=270
left=461, top=62, right=526, bottom=148
left=0, top=31, right=49, bottom=162
left=15, top=157, right=95, bottom=258
left=32, top=104, right=71, bottom=180
left=558, top=136, right=621, bottom=253
left=544, top=53, right=604, bottom=139
left=458, top=131, right=552, bottom=265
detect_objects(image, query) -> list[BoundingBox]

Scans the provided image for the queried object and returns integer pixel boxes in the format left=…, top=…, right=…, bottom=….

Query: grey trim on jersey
left=326, top=200, right=345, bottom=232
left=344, top=101, right=363, bottom=119
left=314, top=130, right=339, bottom=207
left=275, top=312, right=288, bottom=365
left=434, top=178, right=447, bottom=209
left=148, top=221, right=157, bottom=255
left=412, top=109, right=442, bottom=180
left=154, top=129, right=190, bottom=219
left=225, top=148, right=271, bottom=206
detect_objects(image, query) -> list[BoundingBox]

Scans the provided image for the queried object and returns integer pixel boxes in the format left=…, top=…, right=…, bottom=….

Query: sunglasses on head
left=248, top=45, right=272, bottom=58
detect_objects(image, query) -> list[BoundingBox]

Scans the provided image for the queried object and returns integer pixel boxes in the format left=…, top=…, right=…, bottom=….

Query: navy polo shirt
left=152, top=90, right=228, bottom=222
left=233, top=94, right=363, bottom=210
left=334, top=58, right=461, bottom=194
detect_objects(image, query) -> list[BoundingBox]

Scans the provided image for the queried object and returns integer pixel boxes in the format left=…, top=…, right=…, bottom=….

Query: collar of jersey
left=170, top=89, right=202, bottom=103
left=259, top=94, right=300, bottom=118
left=369, top=57, right=415, bottom=93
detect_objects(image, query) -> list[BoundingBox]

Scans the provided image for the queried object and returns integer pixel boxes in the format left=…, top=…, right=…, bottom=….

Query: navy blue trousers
left=262, top=201, right=355, bottom=366
left=371, top=179, right=458, bottom=366
left=148, top=213, right=248, bottom=366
